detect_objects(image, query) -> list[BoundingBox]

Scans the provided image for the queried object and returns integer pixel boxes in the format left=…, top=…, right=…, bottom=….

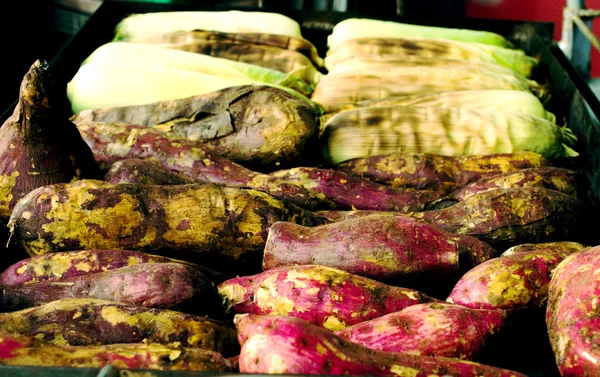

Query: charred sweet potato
left=546, top=246, right=600, bottom=377
left=449, top=167, right=578, bottom=201
left=218, top=265, right=439, bottom=331
left=236, top=314, right=527, bottom=376
left=263, top=215, right=496, bottom=282
left=335, top=302, right=505, bottom=360
left=104, top=159, right=193, bottom=185
left=1, top=262, right=220, bottom=315
left=447, top=248, right=577, bottom=310
left=336, top=152, right=551, bottom=191
left=8, top=180, right=329, bottom=273
left=269, top=167, right=444, bottom=211
left=0, top=298, right=238, bottom=355
left=0, top=331, right=232, bottom=371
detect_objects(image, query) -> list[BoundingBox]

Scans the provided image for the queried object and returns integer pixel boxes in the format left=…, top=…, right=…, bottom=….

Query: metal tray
left=2, top=1, right=600, bottom=376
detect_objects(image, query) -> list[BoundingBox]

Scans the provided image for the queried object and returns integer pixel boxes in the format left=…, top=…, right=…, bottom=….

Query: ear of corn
left=324, top=37, right=538, bottom=77
left=311, top=62, right=546, bottom=113
left=320, top=90, right=556, bottom=126
left=122, top=30, right=324, bottom=68
left=114, top=11, right=303, bottom=40
left=322, top=106, right=578, bottom=164
left=327, top=18, right=513, bottom=50
left=67, top=42, right=319, bottom=113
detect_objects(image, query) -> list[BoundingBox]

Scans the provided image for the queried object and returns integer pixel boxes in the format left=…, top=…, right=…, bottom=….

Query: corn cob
left=115, top=11, right=303, bottom=40
left=323, top=106, right=578, bottom=164
left=123, top=30, right=324, bottom=68
left=324, top=37, right=537, bottom=77
left=311, top=62, right=546, bottom=113
left=327, top=18, right=513, bottom=50
left=320, top=90, right=556, bottom=126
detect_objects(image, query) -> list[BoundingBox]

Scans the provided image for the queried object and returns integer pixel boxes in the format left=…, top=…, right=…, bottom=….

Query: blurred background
left=2, top=0, right=600, bottom=115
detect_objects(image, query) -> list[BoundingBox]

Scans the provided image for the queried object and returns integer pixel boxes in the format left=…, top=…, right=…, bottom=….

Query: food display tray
left=2, top=1, right=600, bottom=376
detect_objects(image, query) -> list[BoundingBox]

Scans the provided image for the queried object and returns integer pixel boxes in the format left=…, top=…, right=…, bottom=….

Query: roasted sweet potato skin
left=1, top=262, right=220, bottom=316
left=104, top=159, right=193, bottom=185
left=413, top=187, right=588, bottom=250
left=0, top=331, right=232, bottom=371
left=77, top=122, right=318, bottom=209
left=546, top=246, right=600, bottom=377
left=449, top=167, right=578, bottom=201
left=8, top=180, right=329, bottom=273
left=0, top=298, right=238, bottom=355
left=263, top=215, right=496, bottom=282
left=336, top=152, right=551, bottom=191
left=501, top=241, right=586, bottom=257
left=217, top=265, right=440, bottom=331
left=269, top=167, right=443, bottom=212
left=447, top=249, right=575, bottom=310
left=335, top=302, right=505, bottom=360
left=2, top=249, right=190, bottom=285
left=236, top=314, right=527, bottom=377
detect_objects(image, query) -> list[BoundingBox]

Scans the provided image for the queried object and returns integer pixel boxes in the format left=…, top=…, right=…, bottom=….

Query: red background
left=466, top=0, right=600, bottom=77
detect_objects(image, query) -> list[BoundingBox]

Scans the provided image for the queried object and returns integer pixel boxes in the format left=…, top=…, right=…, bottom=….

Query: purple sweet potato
left=236, top=314, right=527, bottom=377
left=217, top=265, right=440, bottom=331
left=1, top=262, right=220, bottom=316
left=546, top=246, right=600, bottom=377
left=449, top=167, right=578, bottom=201
left=269, top=167, right=444, bottom=212
left=335, top=302, right=506, bottom=360
left=336, top=152, right=551, bottom=191
left=412, top=187, right=588, bottom=250
left=315, top=210, right=383, bottom=222
left=447, top=248, right=576, bottom=310
left=263, top=215, right=496, bottom=282
left=0, top=298, right=239, bottom=355
left=104, top=159, right=193, bottom=185
left=501, top=241, right=586, bottom=257
left=76, top=122, right=318, bottom=209
left=0, top=331, right=232, bottom=371
left=8, top=180, right=329, bottom=274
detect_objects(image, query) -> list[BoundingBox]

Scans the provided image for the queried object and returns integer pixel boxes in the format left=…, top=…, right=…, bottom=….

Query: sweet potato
left=0, top=331, right=232, bottom=371
left=546, top=246, right=600, bottom=377
left=269, top=167, right=444, bottom=211
left=72, top=86, right=320, bottom=169
left=263, top=215, right=496, bottom=282
left=447, top=248, right=576, bottom=310
left=501, top=241, right=587, bottom=257
left=8, top=180, right=329, bottom=273
left=412, top=187, right=588, bottom=250
left=449, top=167, right=578, bottom=201
left=104, top=159, right=193, bottom=185
left=335, top=302, right=506, bottom=360
left=1, top=249, right=198, bottom=285
left=0, top=298, right=238, bottom=355
left=336, top=152, right=551, bottom=191
left=217, top=265, right=440, bottom=331
left=76, top=122, right=318, bottom=209
left=1, top=262, right=220, bottom=316
left=236, top=314, right=527, bottom=376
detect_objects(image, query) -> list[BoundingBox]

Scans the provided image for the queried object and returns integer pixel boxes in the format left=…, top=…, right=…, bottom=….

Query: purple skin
left=447, top=249, right=573, bottom=310
left=263, top=215, right=496, bottom=282
left=217, top=265, right=441, bottom=331
left=76, top=123, right=319, bottom=209
left=335, top=302, right=506, bottom=360
left=0, top=299, right=239, bottom=356
left=104, top=159, right=193, bottom=185
left=546, top=246, right=600, bottom=377
left=335, top=152, right=551, bottom=191
left=236, top=314, right=528, bottom=377
left=1, top=262, right=221, bottom=317
left=449, top=167, right=578, bottom=201
left=269, top=167, right=444, bottom=212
